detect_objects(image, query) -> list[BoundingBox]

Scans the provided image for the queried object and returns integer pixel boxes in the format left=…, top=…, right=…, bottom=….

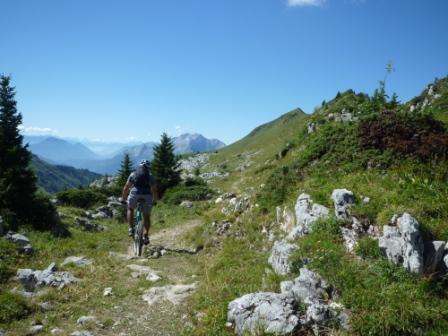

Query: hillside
left=31, top=155, right=101, bottom=193
left=2, top=78, right=448, bottom=336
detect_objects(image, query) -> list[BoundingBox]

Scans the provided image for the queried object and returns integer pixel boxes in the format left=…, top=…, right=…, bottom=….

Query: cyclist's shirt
left=127, top=172, right=156, bottom=195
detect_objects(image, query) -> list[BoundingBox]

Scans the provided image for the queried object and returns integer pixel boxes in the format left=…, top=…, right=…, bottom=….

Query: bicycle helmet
left=140, top=159, right=151, bottom=168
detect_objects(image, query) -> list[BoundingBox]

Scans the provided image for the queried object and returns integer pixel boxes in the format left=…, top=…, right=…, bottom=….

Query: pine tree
left=116, top=153, right=133, bottom=190
left=0, top=75, right=38, bottom=218
left=151, top=132, right=180, bottom=195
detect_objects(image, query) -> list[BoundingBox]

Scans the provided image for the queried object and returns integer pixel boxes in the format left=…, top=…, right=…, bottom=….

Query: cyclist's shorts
left=127, top=189, right=152, bottom=215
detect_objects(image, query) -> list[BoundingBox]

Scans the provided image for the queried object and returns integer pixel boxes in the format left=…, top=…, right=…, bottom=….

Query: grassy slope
left=184, top=79, right=448, bottom=335
left=207, top=108, right=309, bottom=193
left=32, top=155, right=101, bottom=193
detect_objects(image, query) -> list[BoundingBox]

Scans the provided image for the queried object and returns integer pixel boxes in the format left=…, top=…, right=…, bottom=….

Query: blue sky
left=2, top=0, right=447, bottom=145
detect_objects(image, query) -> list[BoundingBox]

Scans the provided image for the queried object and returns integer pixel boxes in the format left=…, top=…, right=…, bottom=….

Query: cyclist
left=121, top=159, right=158, bottom=245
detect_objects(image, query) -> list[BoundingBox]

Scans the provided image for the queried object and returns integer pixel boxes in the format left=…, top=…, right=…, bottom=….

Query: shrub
left=28, top=192, right=60, bottom=230
left=56, top=188, right=107, bottom=208
left=0, top=291, right=30, bottom=323
left=163, top=183, right=213, bottom=205
left=360, top=110, right=448, bottom=161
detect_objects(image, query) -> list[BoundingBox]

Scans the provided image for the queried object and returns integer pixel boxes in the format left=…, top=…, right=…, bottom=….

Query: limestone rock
left=16, top=263, right=79, bottom=292
left=277, top=206, right=295, bottom=234
left=227, top=292, right=300, bottom=336
left=379, top=213, right=424, bottom=273
left=5, top=231, right=34, bottom=254
left=103, top=287, right=113, bottom=296
left=28, top=325, right=44, bottom=335
left=126, top=264, right=161, bottom=282
left=341, top=227, right=358, bottom=253
left=142, top=283, right=197, bottom=305
left=281, top=267, right=330, bottom=302
left=71, top=331, right=95, bottom=336
left=331, top=189, right=355, bottom=220
left=268, top=240, right=298, bottom=275
left=76, top=316, right=97, bottom=326
left=180, top=200, right=193, bottom=208
left=289, top=194, right=329, bottom=239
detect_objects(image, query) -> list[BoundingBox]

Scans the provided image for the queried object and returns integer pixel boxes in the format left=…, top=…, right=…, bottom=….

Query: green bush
left=56, top=188, right=107, bottom=208
left=0, top=291, right=30, bottom=323
left=28, top=192, right=60, bottom=231
left=163, top=183, right=213, bottom=205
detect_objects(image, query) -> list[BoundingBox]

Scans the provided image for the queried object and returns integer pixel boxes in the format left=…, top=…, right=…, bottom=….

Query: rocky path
left=86, top=220, right=203, bottom=336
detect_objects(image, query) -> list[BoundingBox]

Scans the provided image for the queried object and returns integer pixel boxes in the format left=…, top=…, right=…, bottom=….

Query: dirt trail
left=101, top=220, right=203, bottom=336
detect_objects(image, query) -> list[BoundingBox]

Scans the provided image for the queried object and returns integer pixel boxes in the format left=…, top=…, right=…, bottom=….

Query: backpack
left=133, top=165, right=150, bottom=191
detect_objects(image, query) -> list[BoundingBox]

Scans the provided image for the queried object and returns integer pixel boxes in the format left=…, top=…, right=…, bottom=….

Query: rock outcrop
left=379, top=213, right=424, bottom=274
left=227, top=268, right=349, bottom=335
left=288, top=194, right=329, bottom=239
left=5, top=231, right=34, bottom=254
left=228, top=293, right=300, bottom=336
left=16, top=263, right=79, bottom=292
left=331, top=189, right=355, bottom=220
left=268, top=240, right=298, bottom=275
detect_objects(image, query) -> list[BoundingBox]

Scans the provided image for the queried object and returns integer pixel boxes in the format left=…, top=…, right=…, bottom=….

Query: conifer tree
left=151, top=133, right=180, bottom=195
left=0, top=75, right=38, bottom=218
left=116, top=153, right=133, bottom=190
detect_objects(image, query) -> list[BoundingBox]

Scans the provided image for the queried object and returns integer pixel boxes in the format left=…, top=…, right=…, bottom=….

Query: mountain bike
left=133, top=201, right=145, bottom=257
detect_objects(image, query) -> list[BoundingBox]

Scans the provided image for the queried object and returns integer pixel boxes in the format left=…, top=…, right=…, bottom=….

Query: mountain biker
left=121, top=160, right=158, bottom=245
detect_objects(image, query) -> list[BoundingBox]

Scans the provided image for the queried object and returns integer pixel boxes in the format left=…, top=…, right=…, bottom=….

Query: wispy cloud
left=287, top=0, right=325, bottom=7
left=18, top=126, right=59, bottom=135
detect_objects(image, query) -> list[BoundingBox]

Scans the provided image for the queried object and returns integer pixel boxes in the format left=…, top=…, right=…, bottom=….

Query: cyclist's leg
left=142, top=194, right=152, bottom=236
left=127, top=191, right=138, bottom=233
left=143, top=209, right=151, bottom=236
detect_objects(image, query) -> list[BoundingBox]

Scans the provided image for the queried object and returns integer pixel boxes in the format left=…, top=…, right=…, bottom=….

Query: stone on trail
left=126, top=264, right=161, bottom=282
left=379, top=213, right=424, bottom=274
left=268, top=240, right=298, bottom=275
left=227, top=292, right=300, bottom=336
left=103, top=287, right=113, bottom=296
left=61, top=256, right=93, bottom=267
left=50, top=328, right=64, bottom=335
left=142, top=283, right=197, bottom=306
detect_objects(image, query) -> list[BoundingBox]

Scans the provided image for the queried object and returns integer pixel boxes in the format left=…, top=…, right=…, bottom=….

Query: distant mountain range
left=31, top=155, right=101, bottom=193
left=25, top=133, right=225, bottom=175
